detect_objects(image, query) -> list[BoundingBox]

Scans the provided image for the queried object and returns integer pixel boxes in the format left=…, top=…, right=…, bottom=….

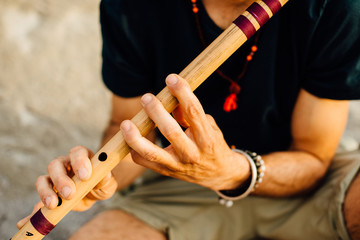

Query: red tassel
left=223, top=93, right=238, bottom=112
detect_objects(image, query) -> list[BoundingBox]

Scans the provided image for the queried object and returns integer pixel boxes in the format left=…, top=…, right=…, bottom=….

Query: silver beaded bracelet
left=215, top=149, right=266, bottom=207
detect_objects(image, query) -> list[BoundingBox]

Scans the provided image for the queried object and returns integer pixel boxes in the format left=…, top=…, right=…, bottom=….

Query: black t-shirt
left=100, top=0, right=360, bottom=154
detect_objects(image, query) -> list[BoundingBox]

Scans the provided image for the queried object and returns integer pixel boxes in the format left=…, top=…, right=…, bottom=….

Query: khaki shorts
left=106, top=150, right=360, bottom=240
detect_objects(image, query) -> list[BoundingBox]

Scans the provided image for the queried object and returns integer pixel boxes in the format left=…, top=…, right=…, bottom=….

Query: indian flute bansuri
left=12, top=0, right=288, bottom=239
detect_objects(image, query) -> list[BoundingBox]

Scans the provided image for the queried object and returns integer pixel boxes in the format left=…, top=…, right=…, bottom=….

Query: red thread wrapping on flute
left=247, top=2, right=270, bottom=26
left=30, top=209, right=55, bottom=236
left=233, top=15, right=256, bottom=39
left=262, top=0, right=282, bottom=14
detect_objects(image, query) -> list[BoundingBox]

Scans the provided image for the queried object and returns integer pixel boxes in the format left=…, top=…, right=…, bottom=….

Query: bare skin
left=17, top=0, right=360, bottom=238
left=69, top=210, right=167, bottom=240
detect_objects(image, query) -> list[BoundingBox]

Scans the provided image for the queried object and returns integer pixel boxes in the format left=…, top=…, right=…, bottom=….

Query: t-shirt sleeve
left=302, top=0, right=360, bottom=100
left=100, top=0, right=152, bottom=97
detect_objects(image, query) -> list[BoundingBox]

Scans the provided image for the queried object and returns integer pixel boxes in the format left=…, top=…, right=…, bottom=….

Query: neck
left=219, top=0, right=254, bottom=4
left=201, top=0, right=255, bottom=29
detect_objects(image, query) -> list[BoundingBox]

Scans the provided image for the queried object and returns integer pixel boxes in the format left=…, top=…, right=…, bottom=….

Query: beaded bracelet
left=215, top=149, right=265, bottom=207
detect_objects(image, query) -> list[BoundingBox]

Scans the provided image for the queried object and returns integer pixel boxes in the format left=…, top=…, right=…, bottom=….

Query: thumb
left=72, top=172, right=118, bottom=212
left=87, top=172, right=118, bottom=201
left=17, top=201, right=44, bottom=229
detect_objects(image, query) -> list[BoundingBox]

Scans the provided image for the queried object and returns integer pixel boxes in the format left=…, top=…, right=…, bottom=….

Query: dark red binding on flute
left=30, top=209, right=55, bottom=236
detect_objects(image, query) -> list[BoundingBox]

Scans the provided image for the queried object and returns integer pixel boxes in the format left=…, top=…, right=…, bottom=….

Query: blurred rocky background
left=0, top=0, right=111, bottom=239
left=0, top=0, right=359, bottom=239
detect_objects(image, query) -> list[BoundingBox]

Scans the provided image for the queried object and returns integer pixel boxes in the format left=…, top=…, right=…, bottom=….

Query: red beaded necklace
left=191, top=0, right=260, bottom=112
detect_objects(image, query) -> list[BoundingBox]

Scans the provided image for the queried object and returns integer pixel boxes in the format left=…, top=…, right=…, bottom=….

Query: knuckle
left=71, top=155, right=84, bottom=169
left=126, top=135, right=142, bottom=148
left=182, top=150, right=200, bottom=165
left=202, top=137, right=217, bottom=153
left=48, top=156, right=68, bottom=172
left=191, top=152, right=201, bottom=164
left=182, top=165, right=196, bottom=177
left=143, top=150, right=158, bottom=163
left=54, top=175, right=70, bottom=187
left=47, top=159, right=58, bottom=173
left=186, top=104, right=202, bottom=118
left=35, top=175, right=45, bottom=190
left=164, top=127, right=183, bottom=140
left=205, top=114, right=215, bottom=123
left=50, top=175, right=72, bottom=191
left=69, top=145, right=85, bottom=154
left=70, top=147, right=89, bottom=167
left=207, top=140, right=217, bottom=152
left=178, top=145, right=199, bottom=164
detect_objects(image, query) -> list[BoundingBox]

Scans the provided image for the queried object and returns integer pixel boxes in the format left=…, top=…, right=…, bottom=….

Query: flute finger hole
left=57, top=195, right=62, bottom=207
left=98, top=152, right=108, bottom=162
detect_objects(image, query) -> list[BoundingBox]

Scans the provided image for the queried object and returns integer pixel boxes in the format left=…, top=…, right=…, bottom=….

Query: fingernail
left=141, top=94, right=152, bottom=105
left=45, top=196, right=52, bottom=208
left=166, top=75, right=178, bottom=86
left=121, top=120, right=131, bottom=132
left=78, top=167, right=89, bottom=180
left=61, top=186, right=71, bottom=198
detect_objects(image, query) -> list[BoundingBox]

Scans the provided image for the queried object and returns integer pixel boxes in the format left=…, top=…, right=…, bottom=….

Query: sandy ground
left=1, top=1, right=360, bottom=239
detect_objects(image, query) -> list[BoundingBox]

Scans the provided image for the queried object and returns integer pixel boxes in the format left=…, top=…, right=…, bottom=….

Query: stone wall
left=0, top=0, right=111, bottom=239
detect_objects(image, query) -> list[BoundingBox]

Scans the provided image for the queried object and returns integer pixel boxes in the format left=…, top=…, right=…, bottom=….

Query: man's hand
left=121, top=74, right=250, bottom=191
left=16, top=146, right=118, bottom=229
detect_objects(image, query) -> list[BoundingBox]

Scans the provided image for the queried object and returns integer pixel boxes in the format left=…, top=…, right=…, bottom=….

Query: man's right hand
left=16, top=145, right=118, bottom=229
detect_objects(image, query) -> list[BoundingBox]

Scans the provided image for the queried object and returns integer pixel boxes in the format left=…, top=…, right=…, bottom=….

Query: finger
left=71, top=173, right=117, bottom=212
left=130, top=150, right=174, bottom=177
left=172, top=106, right=190, bottom=128
left=47, top=157, right=76, bottom=200
left=69, top=146, right=93, bottom=181
left=165, top=74, right=210, bottom=141
left=72, top=173, right=118, bottom=212
left=17, top=201, right=43, bottom=229
left=120, top=120, right=178, bottom=170
left=140, top=93, right=195, bottom=151
left=86, top=172, right=118, bottom=201
left=35, top=175, right=59, bottom=209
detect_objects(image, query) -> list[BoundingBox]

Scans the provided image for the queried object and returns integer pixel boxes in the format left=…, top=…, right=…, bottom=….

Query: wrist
left=215, top=149, right=266, bottom=207
left=215, top=148, right=251, bottom=191
left=227, top=149, right=252, bottom=189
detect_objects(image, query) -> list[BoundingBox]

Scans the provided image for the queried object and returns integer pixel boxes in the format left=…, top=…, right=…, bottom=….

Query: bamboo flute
left=12, top=0, right=288, bottom=239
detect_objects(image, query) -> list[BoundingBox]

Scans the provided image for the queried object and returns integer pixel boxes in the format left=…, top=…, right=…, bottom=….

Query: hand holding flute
left=17, top=72, right=252, bottom=226
left=17, top=146, right=118, bottom=229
